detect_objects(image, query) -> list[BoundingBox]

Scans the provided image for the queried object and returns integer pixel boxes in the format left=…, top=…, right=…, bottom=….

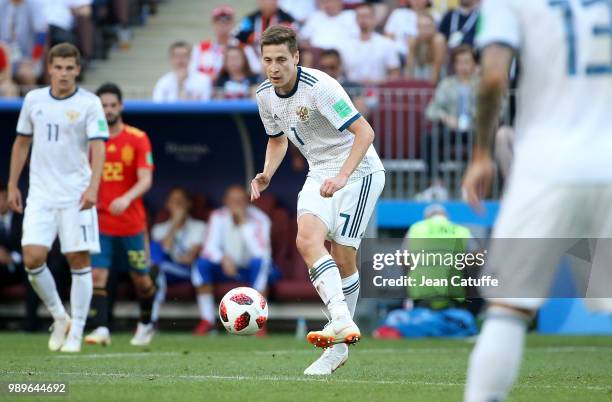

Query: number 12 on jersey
left=549, top=0, right=612, bottom=75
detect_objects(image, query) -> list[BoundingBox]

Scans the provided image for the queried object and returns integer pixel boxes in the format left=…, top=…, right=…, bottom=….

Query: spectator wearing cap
left=0, top=0, right=47, bottom=89
left=438, top=0, right=479, bottom=49
left=405, top=12, right=447, bottom=83
left=153, top=41, right=213, bottom=102
left=300, top=0, right=359, bottom=50
left=234, top=0, right=295, bottom=56
left=215, top=45, right=260, bottom=99
left=340, top=3, right=400, bottom=85
left=190, top=5, right=261, bottom=81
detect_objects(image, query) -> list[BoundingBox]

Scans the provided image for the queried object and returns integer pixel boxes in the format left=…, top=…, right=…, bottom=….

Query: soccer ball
left=219, top=287, right=268, bottom=335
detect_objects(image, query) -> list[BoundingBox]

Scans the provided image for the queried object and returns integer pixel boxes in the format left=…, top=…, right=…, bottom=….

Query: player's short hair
left=451, top=44, right=475, bottom=65
left=47, top=42, right=81, bottom=65
left=261, top=25, right=298, bottom=54
left=169, top=41, right=190, bottom=54
left=96, top=82, right=123, bottom=103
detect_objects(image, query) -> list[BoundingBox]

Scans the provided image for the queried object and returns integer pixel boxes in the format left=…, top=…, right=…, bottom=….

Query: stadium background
left=0, top=1, right=611, bottom=401
left=1, top=0, right=611, bottom=336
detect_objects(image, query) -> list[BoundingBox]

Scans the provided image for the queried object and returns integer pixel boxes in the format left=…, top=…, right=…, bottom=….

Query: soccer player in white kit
left=462, top=0, right=612, bottom=400
left=250, top=26, right=385, bottom=375
left=7, top=43, right=107, bottom=353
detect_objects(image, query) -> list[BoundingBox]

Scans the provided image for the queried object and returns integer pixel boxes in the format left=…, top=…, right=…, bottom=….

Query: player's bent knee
left=65, top=251, right=91, bottom=269
left=295, top=232, right=322, bottom=257
left=22, top=246, right=49, bottom=269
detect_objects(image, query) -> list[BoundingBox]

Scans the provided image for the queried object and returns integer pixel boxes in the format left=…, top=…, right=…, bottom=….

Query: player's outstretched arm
left=320, top=116, right=375, bottom=198
left=463, top=44, right=513, bottom=213
left=251, top=135, right=288, bottom=201
left=7, top=135, right=32, bottom=213
left=81, top=139, right=106, bottom=210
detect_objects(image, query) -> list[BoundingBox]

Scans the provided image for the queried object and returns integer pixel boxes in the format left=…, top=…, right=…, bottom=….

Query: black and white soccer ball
left=219, top=287, right=268, bottom=335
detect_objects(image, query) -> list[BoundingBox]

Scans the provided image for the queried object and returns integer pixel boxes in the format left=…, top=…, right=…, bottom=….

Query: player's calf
left=130, top=273, right=157, bottom=346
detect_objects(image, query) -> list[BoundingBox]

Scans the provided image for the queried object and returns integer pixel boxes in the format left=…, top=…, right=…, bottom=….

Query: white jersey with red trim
left=255, top=66, right=384, bottom=183
left=201, top=206, right=271, bottom=266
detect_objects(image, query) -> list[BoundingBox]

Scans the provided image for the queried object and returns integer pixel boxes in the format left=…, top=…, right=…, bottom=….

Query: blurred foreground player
left=7, top=43, right=107, bottom=352
left=85, top=83, right=156, bottom=347
left=251, top=26, right=385, bottom=375
left=462, top=1, right=612, bottom=400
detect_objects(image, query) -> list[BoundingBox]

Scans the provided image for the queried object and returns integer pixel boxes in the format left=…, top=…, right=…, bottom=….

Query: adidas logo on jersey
left=35, top=109, right=43, bottom=117
left=274, top=114, right=280, bottom=120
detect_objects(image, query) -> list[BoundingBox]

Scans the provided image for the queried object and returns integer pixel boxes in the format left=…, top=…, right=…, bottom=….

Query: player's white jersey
left=16, top=87, right=109, bottom=208
left=477, top=0, right=612, bottom=183
left=256, top=66, right=384, bottom=183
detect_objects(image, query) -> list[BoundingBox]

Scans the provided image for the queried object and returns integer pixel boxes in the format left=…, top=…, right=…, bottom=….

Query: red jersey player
left=85, top=83, right=157, bottom=347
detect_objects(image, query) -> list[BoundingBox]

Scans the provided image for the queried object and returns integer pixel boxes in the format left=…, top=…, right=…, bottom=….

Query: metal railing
left=364, top=86, right=509, bottom=200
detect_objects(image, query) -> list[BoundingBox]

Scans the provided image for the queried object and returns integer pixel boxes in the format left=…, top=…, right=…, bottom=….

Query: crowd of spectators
left=0, top=0, right=159, bottom=96
left=151, top=0, right=482, bottom=102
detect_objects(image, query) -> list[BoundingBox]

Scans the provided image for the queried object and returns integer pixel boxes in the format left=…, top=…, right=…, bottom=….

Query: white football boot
left=48, top=316, right=71, bottom=352
left=304, top=344, right=349, bottom=375
left=130, top=322, right=155, bottom=346
left=59, top=333, right=82, bottom=353
left=307, top=318, right=361, bottom=348
left=84, top=327, right=111, bottom=346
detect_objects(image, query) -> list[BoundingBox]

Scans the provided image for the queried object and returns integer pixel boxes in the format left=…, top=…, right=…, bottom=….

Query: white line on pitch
left=253, top=346, right=612, bottom=355
left=54, top=352, right=182, bottom=359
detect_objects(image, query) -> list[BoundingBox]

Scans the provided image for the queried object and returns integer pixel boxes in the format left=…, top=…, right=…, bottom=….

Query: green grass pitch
left=0, top=333, right=610, bottom=401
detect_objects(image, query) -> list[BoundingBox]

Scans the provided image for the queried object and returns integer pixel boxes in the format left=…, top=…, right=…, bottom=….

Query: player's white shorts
left=483, top=176, right=612, bottom=311
left=22, top=199, right=100, bottom=254
left=297, top=171, right=385, bottom=249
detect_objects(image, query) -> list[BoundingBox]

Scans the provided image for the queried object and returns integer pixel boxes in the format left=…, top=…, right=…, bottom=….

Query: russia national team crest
left=121, top=145, right=135, bottom=166
left=66, top=110, right=80, bottom=122
left=296, top=106, right=310, bottom=122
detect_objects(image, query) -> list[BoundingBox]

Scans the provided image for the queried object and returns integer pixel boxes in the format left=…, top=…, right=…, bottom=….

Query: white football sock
left=197, top=293, right=216, bottom=323
left=309, top=255, right=350, bottom=322
left=464, top=306, right=528, bottom=402
left=69, top=267, right=93, bottom=338
left=27, top=264, right=67, bottom=321
left=341, top=271, right=360, bottom=318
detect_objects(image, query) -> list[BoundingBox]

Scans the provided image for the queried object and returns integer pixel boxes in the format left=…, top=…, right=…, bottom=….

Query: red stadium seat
left=252, top=193, right=277, bottom=217
left=373, top=79, right=435, bottom=161
left=0, top=284, right=26, bottom=301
